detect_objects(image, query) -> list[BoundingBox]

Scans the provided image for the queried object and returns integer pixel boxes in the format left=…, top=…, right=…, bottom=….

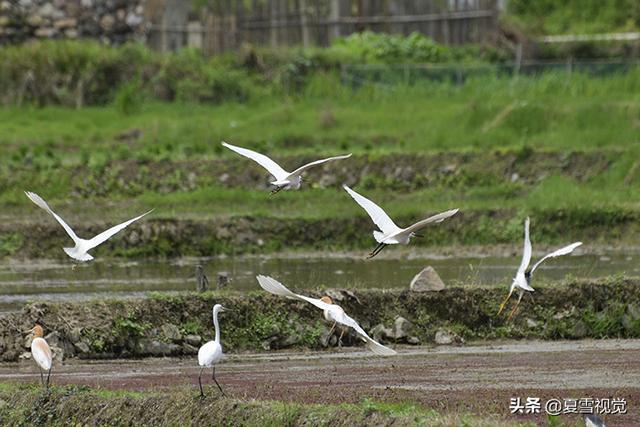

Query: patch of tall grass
left=0, top=41, right=262, bottom=107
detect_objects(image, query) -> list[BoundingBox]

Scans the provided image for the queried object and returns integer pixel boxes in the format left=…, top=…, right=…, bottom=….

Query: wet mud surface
left=2, top=339, right=639, bottom=426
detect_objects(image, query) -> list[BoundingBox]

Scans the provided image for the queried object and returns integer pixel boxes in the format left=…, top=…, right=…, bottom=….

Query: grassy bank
left=3, top=71, right=640, bottom=162
left=1, top=72, right=639, bottom=257
left=1, top=41, right=639, bottom=257
left=2, top=205, right=640, bottom=259
left=505, top=0, right=640, bottom=35
left=1, top=276, right=639, bottom=362
left=0, top=383, right=527, bottom=427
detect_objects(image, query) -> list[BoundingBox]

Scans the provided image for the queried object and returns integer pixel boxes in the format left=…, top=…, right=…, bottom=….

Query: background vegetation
left=505, top=0, right=640, bottom=35
left=0, top=29, right=638, bottom=256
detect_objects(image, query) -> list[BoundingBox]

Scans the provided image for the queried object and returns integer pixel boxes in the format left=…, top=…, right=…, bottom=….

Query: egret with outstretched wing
left=25, top=191, right=152, bottom=262
left=256, top=275, right=396, bottom=356
left=222, top=142, right=351, bottom=194
left=343, top=185, right=458, bottom=258
left=497, top=217, right=582, bottom=320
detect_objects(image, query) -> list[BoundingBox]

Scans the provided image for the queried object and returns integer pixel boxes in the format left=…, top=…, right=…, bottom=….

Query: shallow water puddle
left=0, top=252, right=636, bottom=312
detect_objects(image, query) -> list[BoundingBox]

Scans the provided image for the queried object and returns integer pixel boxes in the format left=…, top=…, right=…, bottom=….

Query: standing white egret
left=222, top=142, right=351, bottom=195
left=343, top=185, right=458, bottom=258
left=256, top=275, right=396, bottom=356
left=24, top=191, right=152, bottom=262
left=497, top=217, right=582, bottom=320
left=26, top=324, right=52, bottom=389
left=197, top=304, right=227, bottom=397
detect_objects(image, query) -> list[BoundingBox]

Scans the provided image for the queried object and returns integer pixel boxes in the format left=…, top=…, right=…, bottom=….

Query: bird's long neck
left=213, top=309, right=220, bottom=343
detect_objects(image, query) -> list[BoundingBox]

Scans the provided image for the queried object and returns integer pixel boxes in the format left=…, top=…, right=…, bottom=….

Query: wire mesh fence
left=341, top=59, right=640, bottom=88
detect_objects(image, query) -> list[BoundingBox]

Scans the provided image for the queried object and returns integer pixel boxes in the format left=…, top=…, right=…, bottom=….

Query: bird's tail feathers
left=256, top=275, right=298, bottom=299
left=373, top=231, right=386, bottom=243
left=521, top=282, right=535, bottom=292
left=63, top=247, right=93, bottom=262
left=365, top=337, right=397, bottom=356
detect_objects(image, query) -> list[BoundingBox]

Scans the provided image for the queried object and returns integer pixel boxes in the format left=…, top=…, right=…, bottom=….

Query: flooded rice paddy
left=0, top=249, right=636, bottom=313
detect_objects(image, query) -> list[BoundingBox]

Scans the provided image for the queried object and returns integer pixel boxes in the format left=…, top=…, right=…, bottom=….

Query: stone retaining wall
left=0, top=0, right=148, bottom=45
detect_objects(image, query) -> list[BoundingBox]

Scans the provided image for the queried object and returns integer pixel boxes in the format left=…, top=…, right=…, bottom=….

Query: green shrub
left=0, top=40, right=153, bottom=107
left=326, top=31, right=505, bottom=64
left=0, top=41, right=260, bottom=107
left=114, top=77, right=145, bottom=114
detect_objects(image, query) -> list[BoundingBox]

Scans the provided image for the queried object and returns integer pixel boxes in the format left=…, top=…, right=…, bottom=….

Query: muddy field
left=2, top=339, right=639, bottom=426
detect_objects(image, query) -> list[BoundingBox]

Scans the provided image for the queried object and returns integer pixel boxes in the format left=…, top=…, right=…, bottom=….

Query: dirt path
left=2, top=339, right=639, bottom=426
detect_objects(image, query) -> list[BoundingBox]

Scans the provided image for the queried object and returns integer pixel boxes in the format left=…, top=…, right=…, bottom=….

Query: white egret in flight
left=198, top=303, right=227, bottom=397
left=256, top=275, right=396, bottom=356
left=25, top=191, right=152, bottom=262
left=498, top=217, right=582, bottom=320
left=343, top=185, right=458, bottom=258
left=222, top=142, right=351, bottom=195
left=26, top=324, right=52, bottom=389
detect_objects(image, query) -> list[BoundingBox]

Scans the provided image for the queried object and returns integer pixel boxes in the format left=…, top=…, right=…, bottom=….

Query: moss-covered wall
left=1, top=276, right=639, bottom=362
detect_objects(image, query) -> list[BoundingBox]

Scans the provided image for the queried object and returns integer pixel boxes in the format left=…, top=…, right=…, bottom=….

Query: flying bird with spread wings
left=25, top=191, right=152, bottom=262
left=256, top=275, right=396, bottom=356
left=222, top=142, right=351, bottom=195
left=498, top=217, right=582, bottom=320
left=343, top=185, right=458, bottom=258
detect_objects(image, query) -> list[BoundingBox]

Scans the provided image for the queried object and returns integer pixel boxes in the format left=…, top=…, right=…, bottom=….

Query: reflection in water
left=0, top=253, right=635, bottom=312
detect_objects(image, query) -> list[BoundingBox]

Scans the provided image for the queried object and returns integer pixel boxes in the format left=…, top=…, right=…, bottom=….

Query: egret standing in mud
left=222, top=142, right=351, bottom=195
left=497, top=217, right=582, bottom=321
left=342, top=185, right=458, bottom=259
left=198, top=304, right=227, bottom=397
left=256, top=275, right=396, bottom=355
left=24, top=191, right=153, bottom=263
left=26, top=324, right=52, bottom=389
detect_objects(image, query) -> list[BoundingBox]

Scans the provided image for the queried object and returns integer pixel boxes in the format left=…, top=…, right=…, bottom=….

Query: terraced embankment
left=2, top=149, right=638, bottom=258
left=1, top=276, right=639, bottom=362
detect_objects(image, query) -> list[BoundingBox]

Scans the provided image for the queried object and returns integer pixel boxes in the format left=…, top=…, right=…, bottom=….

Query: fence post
left=300, top=0, right=310, bottom=48
left=329, top=0, right=342, bottom=41
left=514, top=43, right=522, bottom=75
left=567, top=56, right=573, bottom=75
left=442, top=7, right=450, bottom=45
left=269, top=0, right=278, bottom=47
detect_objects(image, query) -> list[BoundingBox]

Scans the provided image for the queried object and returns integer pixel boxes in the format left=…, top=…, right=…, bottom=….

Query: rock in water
left=409, top=266, right=445, bottom=292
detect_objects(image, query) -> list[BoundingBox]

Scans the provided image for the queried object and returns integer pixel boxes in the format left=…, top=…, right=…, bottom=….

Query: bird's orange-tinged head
left=26, top=324, right=44, bottom=338
left=320, top=296, right=333, bottom=305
